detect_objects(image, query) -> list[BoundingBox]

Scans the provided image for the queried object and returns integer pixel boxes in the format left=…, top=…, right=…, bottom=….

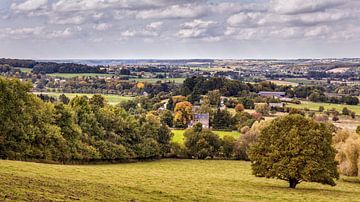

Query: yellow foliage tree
left=174, top=101, right=193, bottom=128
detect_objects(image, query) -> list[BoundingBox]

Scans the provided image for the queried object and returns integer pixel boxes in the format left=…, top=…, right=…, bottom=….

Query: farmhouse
left=258, top=91, right=285, bottom=98
left=269, top=102, right=285, bottom=109
left=189, top=113, right=210, bottom=129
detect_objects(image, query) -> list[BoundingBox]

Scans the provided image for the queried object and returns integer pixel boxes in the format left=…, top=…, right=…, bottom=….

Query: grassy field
left=1, top=159, right=360, bottom=201
left=172, top=129, right=240, bottom=144
left=48, top=73, right=115, bottom=78
left=17, top=67, right=32, bottom=73
left=287, top=101, right=360, bottom=114
left=283, top=78, right=326, bottom=85
left=33, top=92, right=133, bottom=105
left=267, top=80, right=298, bottom=86
left=131, top=78, right=186, bottom=84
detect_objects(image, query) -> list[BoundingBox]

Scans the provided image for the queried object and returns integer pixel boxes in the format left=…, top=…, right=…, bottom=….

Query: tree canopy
left=248, top=114, right=339, bottom=188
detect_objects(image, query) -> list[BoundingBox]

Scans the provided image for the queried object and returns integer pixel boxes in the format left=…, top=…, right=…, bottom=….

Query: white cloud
left=47, top=26, right=82, bottom=39
left=11, top=0, right=48, bottom=11
left=50, top=15, right=85, bottom=25
left=136, top=4, right=206, bottom=19
left=146, top=21, right=163, bottom=29
left=182, top=19, right=216, bottom=29
left=177, top=19, right=217, bottom=39
left=270, top=0, right=346, bottom=14
left=93, top=23, right=112, bottom=31
left=0, top=26, right=44, bottom=39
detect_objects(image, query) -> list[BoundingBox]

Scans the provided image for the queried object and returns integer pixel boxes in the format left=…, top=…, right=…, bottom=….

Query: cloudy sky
left=0, top=0, right=360, bottom=59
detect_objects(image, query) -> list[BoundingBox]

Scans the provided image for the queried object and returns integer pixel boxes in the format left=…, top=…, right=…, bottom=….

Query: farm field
left=33, top=92, right=133, bottom=105
left=172, top=129, right=240, bottom=144
left=131, top=78, right=186, bottom=84
left=267, top=80, right=298, bottom=86
left=287, top=101, right=360, bottom=114
left=48, top=73, right=115, bottom=78
left=283, top=78, right=325, bottom=85
left=1, top=159, right=360, bottom=201
left=16, top=67, right=32, bottom=73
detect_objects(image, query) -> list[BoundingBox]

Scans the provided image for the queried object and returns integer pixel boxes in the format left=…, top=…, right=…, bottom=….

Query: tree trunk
left=289, top=178, right=298, bottom=188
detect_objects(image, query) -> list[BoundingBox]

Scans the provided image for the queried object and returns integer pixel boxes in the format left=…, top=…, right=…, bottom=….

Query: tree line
left=0, top=77, right=172, bottom=163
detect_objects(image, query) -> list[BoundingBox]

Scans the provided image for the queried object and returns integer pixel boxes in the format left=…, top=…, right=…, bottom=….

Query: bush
left=221, top=135, right=236, bottom=158
left=184, top=126, right=222, bottom=159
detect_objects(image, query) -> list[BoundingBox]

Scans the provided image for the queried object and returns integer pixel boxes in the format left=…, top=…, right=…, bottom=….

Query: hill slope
left=1, top=159, right=360, bottom=201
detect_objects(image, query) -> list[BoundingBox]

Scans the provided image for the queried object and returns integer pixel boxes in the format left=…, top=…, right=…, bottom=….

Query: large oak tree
left=248, top=114, right=339, bottom=188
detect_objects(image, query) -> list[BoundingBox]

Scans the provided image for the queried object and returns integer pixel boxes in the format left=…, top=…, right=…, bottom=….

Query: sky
left=0, top=0, right=360, bottom=59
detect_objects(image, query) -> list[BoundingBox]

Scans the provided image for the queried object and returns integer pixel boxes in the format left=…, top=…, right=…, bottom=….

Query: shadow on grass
left=340, top=177, right=360, bottom=184
left=259, top=184, right=356, bottom=195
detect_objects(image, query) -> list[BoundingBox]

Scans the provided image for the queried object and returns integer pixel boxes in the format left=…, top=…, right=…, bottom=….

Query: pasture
left=267, top=80, right=298, bottom=86
left=172, top=129, right=240, bottom=144
left=33, top=92, right=133, bottom=105
left=48, top=73, right=115, bottom=78
left=131, top=78, right=186, bottom=84
left=287, top=101, right=360, bottom=114
left=1, top=159, right=360, bottom=201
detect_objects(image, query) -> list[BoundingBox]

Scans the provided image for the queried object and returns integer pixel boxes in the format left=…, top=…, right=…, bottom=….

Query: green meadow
left=33, top=92, right=133, bottom=105
left=172, top=129, right=240, bottom=144
left=1, top=159, right=360, bottom=201
left=287, top=101, right=360, bottom=114
left=47, top=73, right=115, bottom=78
left=131, top=78, right=186, bottom=84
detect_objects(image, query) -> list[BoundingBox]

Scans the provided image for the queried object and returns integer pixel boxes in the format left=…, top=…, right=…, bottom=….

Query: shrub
left=184, top=125, right=222, bottom=159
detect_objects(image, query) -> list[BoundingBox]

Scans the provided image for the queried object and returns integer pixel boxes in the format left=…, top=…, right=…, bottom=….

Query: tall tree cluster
left=0, top=77, right=172, bottom=163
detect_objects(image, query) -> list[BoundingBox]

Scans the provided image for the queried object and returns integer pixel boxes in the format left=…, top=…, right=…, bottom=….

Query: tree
left=160, top=110, right=174, bottom=127
left=184, top=123, right=222, bottom=159
left=199, top=96, right=212, bottom=114
left=207, top=90, right=221, bottom=106
left=248, top=114, right=339, bottom=188
left=319, top=106, right=325, bottom=112
left=221, top=135, right=236, bottom=158
left=173, top=101, right=193, bottom=128
left=342, top=107, right=350, bottom=116
left=255, top=103, right=269, bottom=116
left=212, top=109, right=233, bottom=130
left=235, top=104, right=245, bottom=113
left=333, top=130, right=360, bottom=176
left=356, top=126, right=360, bottom=135
left=59, top=94, right=70, bottom=104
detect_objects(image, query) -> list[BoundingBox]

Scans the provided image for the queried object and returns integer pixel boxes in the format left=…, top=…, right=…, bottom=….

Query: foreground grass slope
left=1, top=160, right=360, bottom=201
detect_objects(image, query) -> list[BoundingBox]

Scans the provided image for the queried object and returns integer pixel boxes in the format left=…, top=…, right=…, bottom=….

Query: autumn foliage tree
left=173, top=101, right=193, bottom=128
left=249, top=114, right=339, bottom=188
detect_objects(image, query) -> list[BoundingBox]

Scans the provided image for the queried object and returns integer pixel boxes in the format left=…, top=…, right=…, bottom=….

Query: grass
left=16, top=67, right=32, bottom=73
left=131, top=78, right=186, bottom=84
left=33, top=92, right=133, bottom=105
left=283, top=78, right=326, bottom=85
left=172, top=129, right=240, bottom=144
left=287, top=101, right=360, bottom=114
left=48, top=73, right=115, bottom=78
left=267, top=80, right=298, bottom=86
left=1, top=159, right=360, bottom=201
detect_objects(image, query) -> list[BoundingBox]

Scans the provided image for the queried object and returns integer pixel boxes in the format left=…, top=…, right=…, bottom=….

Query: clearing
left=172, top=129, right=241, bottom=144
